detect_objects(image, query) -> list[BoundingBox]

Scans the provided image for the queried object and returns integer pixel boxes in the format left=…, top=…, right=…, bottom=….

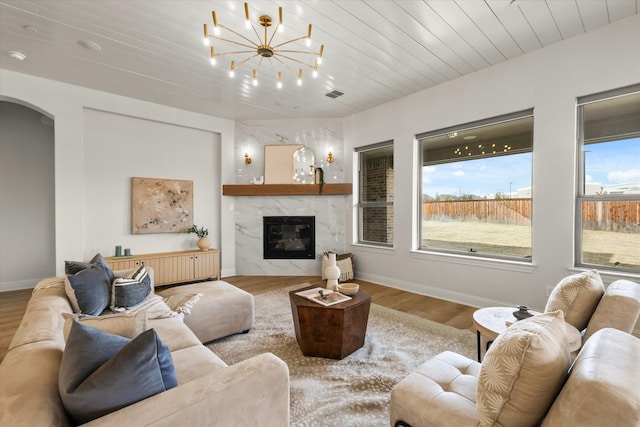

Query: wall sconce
left=244, top=152, right=252, bottom=165
left=327, top=151, right=334, bottom=164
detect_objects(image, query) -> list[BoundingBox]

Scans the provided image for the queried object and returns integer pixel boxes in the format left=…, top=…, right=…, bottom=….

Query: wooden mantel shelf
left=223, top=183, right=352, bottom=196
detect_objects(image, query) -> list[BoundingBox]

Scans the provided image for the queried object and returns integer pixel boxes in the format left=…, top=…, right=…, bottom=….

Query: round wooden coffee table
left=472, top=306, right=538, bottom=361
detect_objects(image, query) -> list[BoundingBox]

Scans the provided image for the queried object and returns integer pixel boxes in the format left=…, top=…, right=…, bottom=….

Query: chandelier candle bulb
left=203, top=24, right=209, bottom=45
left=210, top=47, right=216, bottom=65
left=278, top=7, right=283, bottom=32
left=244, top=2, right=250, bottom=28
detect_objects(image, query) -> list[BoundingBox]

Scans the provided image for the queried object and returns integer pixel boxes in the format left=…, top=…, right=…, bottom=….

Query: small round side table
left=472, top=306, right=538, bottom=362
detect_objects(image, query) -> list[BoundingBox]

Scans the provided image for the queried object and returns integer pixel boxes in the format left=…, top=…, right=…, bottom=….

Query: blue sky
left=584, top=137, right=640, bottom=186
left=422, top=137, right=639, bottom=198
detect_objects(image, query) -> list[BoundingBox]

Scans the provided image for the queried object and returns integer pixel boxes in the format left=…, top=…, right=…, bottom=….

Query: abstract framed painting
left=131, top=177, right=193, bottom=234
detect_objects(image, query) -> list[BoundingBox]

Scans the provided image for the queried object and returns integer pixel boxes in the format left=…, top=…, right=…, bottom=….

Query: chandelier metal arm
left=267, top=23, right=281, bottom=47
left=215, top=23, right=259, bottom=48
left=271, top=56, right=299, bottom=77
left=271, top=35, right=308, bottom=50
left=213, top=50, right=256, bottom=57
left=209, top=36, right=256, bottom=51
left=275, top=53, right=315, bottom=69
left=277, top=50, right=321, bottom=56
left=235, top=53, right=260, bottom=70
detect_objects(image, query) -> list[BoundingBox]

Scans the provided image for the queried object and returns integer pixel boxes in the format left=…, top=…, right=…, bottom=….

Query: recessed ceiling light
left=8, top=51, right=26, bottom=61
left=79, top=40, right=102, bottom=51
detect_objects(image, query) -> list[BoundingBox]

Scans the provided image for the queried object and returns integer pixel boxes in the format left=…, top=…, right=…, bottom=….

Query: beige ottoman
left=390, top=351, right=481, bottom=427
left=157, top=280, right=254, bottom=344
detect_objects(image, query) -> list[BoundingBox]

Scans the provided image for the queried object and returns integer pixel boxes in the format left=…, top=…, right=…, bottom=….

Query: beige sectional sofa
left=390, top=275, right=640, bottom=427
left=0, top=274, right=290, bottom=426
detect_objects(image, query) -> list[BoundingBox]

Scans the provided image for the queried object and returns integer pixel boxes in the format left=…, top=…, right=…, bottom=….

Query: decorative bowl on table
left=338, top=283, right=359, bottom=296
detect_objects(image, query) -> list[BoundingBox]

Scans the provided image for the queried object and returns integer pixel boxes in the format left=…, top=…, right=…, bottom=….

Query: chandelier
left=203, top=3, right=324, bottom=88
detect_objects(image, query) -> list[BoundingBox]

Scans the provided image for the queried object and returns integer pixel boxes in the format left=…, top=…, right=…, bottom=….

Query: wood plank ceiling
left=0, top=0, right=637, bottom=120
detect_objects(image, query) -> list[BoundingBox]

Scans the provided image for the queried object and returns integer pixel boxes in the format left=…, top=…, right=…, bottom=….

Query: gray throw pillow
left=59, top=321, right=177, bottom=425
left=64, top=253, right=115, bottom=284
left=111, top=265, right=152, bottom=312
left=64, top=262, right=111, bottom=315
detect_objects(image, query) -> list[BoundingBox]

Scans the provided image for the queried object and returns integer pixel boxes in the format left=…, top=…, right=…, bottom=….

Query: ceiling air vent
left=325, top=89, right=344, bottom=99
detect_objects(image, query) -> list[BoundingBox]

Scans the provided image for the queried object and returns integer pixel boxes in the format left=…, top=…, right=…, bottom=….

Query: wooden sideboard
left=105, top=249, right=220, bottom=287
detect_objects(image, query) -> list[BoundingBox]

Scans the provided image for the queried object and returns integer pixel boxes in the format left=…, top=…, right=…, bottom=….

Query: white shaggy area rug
left=207, top=284, right=476, bottom=427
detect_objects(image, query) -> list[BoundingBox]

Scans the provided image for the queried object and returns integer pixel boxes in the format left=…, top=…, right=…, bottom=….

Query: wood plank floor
left=0, top=276, right=476, bottom=363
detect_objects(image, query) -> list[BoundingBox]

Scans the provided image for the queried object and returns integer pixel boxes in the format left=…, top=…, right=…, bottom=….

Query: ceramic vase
left=197, top=237, right=211, bottom=251
left=325, top=252, right=340, bottom=291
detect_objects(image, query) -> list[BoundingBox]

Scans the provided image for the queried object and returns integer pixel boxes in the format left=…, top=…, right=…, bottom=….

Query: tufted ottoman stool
left=390, top=351, right=481, bottom=427
left=157, top=280, right=254, bottom=344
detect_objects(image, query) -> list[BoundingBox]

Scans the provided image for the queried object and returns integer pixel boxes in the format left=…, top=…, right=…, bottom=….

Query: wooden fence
left=423, top=199, right=640, bottom=231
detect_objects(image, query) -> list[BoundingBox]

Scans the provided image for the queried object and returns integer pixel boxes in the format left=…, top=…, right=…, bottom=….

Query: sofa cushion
left=476, top=311, right=570, bottom=427
left=64, top=261, right=112, bottom=315
left=545, top=270, right=604, bottom=330
left=59, top=321, right=177, bottom=425
left=65, top=253, right=115, bottom=284
left=62, top=310, right=147, bottom=341
left=541, top=328, right=640, bottom=427
left=110, top=265, right=152, bottom=312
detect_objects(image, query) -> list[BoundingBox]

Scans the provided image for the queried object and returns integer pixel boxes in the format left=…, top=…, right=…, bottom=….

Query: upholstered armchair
left=390, top=273, right=640, bottom=427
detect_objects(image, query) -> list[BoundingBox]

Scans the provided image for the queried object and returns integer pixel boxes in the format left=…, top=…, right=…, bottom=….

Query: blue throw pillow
left=64, top=262, right=111, bottom=315
left=59, top=321, right=177, bottom=424
left=111, top=265, right=152, bottom=312
left=65, top=253, right=115, bottom=284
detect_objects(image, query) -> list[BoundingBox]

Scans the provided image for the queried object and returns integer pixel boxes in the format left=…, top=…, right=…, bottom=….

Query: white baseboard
left=220, top=267, right=236, bottom=279
left=1, top=279, right=37, bottom=292
left=355, top=272, right=519, bottom=310
left=358, top=272, right=640, bottom=338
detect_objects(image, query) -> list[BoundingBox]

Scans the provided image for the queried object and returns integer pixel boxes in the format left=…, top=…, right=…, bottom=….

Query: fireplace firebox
left=263, top=216, right=315, bottom=259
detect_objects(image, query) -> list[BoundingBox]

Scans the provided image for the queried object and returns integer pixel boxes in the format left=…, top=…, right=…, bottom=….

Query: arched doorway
left=0, top=101, right=55, bottom=291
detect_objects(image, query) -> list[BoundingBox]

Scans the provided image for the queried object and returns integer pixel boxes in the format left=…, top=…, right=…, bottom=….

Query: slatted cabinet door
left=193, top=251, right=219, bottom=281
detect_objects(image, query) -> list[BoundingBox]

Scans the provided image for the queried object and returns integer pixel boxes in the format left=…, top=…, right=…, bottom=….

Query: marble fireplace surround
left=234, top=195, right=348, bottom=276
left=233, top=118, right=348, bottom=276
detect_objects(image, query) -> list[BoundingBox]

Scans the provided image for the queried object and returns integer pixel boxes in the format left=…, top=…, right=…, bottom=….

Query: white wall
left=0, top=71, right=237, bottom=286
left=81, top=108, right=220, bottom=257
left=0, top=102, right=55, bottom=291
left=343, top=15, right=640, bottom=311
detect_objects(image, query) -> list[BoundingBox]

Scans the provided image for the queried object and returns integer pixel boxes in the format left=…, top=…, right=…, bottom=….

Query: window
left=357, top=141, right=394, bottom=246
left=417, top=111, right=533, bottom=260
left=577, top=85, right=640, bottom=272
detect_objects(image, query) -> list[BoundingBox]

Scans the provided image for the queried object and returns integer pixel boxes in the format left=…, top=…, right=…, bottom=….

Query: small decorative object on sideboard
left=188, top=224, right=210, bottom=251
left=513, top=305, right=534, bottom=321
